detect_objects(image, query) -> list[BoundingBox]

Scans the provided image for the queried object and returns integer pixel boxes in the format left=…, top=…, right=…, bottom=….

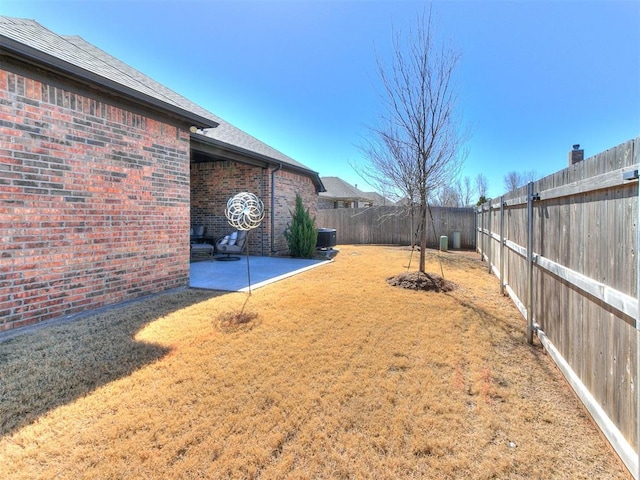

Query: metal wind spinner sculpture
left=225, top=192, right=265, bottom=231
left=224, top=192, right=265, bottom=293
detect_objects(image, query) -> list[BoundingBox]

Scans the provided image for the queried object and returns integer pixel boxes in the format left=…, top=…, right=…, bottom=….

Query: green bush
left=284, top=194, right=318, bottom=258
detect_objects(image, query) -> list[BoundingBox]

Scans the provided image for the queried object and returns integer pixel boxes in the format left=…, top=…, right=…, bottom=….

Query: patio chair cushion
left=215, top=230, right=247, bottom=254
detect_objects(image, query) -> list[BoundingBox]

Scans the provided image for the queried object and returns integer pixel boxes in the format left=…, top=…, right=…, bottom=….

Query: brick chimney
left=569, top=144, right=584, bottom=165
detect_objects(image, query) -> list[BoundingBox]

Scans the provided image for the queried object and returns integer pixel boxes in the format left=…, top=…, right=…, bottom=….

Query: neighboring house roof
left=0, top=16, right=324, bottom=190
left=362, top=191, right=395, bottom=206
left=319, top=177, right=371, bottom=202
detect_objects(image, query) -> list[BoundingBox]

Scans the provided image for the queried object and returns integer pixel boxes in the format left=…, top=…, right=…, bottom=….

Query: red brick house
left=0, top=17, right=324, bottom=331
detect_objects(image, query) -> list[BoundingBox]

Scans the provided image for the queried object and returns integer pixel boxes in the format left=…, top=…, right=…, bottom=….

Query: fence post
left=526, top=182, right=534, bottom=345
left=500, top=195, right=505, bottom=295
left=478, top=205, right=484, bottom=259
left=481, top=205, right=484, bottom=256
left=474, top=207, right=478, bottom=250
left=636, top=173, right=640, bottom=480
left=487, top=199, right=492, bottom=273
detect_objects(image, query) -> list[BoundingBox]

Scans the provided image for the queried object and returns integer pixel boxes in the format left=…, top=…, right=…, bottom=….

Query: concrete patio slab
left=189, top=255, right=330, bottom=292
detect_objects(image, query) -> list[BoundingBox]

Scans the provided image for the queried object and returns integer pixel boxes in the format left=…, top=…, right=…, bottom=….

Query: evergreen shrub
left=284, top=194, right=318, bottom=258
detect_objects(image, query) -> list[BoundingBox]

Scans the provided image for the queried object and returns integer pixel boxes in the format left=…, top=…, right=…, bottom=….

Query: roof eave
left=0, top=36, right=219, bottom=129
left=319, top=194, right=370, bottom=201
left=191, top=133, right=326, bottom=193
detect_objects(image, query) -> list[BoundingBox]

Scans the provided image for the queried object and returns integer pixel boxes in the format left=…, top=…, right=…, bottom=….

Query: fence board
left=316, top=206, right=476, bottom=248
left=476, top=137, right=639, bottom=478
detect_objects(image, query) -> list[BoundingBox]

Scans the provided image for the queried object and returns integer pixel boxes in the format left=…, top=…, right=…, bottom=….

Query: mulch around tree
left=387, top=271, right=457, bottom=292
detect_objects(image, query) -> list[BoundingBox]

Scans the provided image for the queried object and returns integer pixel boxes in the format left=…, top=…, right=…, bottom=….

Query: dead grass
left=217, top=310, right=260, bottom=333
left=0, top=245, right=630, bottom=479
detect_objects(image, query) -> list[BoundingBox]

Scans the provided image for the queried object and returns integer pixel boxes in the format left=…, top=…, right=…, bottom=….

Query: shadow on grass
left=447, top=291, right=556, bottom=377
left=0, top=288, right=225, bottom=438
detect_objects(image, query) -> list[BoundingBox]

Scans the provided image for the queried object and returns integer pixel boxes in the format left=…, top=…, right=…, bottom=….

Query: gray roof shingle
left=362, top=191, right=395, bottom=206
left=0, top=17, right=220, bottom=127
left=319, top=177, right=370, bottom=201
left=1, top=16, right=320, bottom=180
left=200, top=124, right=311, bottom=171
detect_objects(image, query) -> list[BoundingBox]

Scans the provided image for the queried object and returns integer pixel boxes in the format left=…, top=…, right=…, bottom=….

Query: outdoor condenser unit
left=316, top=228, right=337, bottom=249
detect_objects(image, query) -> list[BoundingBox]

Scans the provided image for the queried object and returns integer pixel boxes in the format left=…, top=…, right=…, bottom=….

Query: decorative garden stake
left=224, top=192, right=265, bottom=293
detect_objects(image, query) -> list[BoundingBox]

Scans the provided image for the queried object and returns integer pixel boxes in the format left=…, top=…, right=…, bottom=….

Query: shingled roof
left=0, top=16, right=221, bottom=128
left=198, top=123, right=314, bottom=173
left=0, top=16, right=322, bottom=185
left=362, top=191, right=396, bottom=206
left=319, top=177, right=371, bottom=202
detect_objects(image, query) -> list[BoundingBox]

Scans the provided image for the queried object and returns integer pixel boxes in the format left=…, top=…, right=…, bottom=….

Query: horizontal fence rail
left=476, top=137, right=639, bottom=478
left=316, top=205, right=476, bottom=248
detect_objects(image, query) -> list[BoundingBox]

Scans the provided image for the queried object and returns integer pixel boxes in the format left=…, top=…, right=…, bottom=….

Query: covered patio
left=189, top=255, right=329, bottom=292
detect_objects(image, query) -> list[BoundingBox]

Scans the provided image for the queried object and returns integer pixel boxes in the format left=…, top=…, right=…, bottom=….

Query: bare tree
left=503, top=171, right=522, bottom=192
left=504, top=170, right=537, bottom=192
left=474, top=173, right=488, bottom=204
left=434, top=184, right=461, bottom=207
left=522, top=169, right=538, bottom=184
left=357, top=122, right=419, bottom=205
left=355, top=8, right=467, bottom=273
left=458, top=175, right=473, bottom=207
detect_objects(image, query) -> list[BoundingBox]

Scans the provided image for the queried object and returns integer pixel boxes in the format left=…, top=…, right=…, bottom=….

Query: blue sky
left=3, top=0, right=639, bottom=199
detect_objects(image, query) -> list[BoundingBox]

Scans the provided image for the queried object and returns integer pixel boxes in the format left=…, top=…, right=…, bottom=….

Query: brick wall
left=190, top=161, right=269, bottom=254
left=0, top=67, right=191, bottom=331
left=190, top=161, right=317, bottom=255
left=272, top=169, right=317, bottom=254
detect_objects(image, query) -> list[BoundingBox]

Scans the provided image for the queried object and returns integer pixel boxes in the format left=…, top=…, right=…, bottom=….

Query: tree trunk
left=419, top=203, right=427, bottom=273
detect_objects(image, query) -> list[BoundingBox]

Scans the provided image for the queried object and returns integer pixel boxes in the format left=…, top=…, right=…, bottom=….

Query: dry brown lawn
left=0, top=245, right=630, bottom=479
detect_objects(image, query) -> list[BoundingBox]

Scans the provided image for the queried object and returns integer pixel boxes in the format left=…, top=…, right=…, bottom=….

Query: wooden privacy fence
left=316, top=205, right=476, bottom=248
left=477, top=137, right=639, bottom=478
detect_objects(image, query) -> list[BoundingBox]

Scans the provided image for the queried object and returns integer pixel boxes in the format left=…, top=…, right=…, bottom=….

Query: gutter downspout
left=271, top=163, right=282, bottom=254
left=261, top=166, right=268, bottom=256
